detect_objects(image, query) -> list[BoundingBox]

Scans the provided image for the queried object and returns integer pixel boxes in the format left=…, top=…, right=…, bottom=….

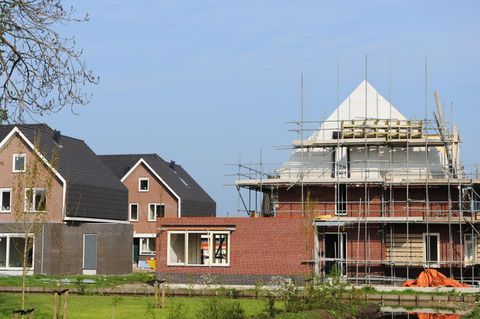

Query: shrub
left=168, top=300, right=189, bottom=319
left=267, top=276, right=304, bottom=313
left=197, top=297, right=244, bottom=319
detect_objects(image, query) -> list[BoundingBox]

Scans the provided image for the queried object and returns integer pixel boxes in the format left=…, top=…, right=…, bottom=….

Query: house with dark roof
left=0, top=124, right=132, bottom=275
left=99, top=154, right=215, bottom=265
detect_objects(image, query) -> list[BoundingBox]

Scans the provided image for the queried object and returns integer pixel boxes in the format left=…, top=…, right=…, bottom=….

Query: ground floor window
left=140, top=237, right=156, bottom=255
left=464, top=234, right=477, bottom=265
left=423, top=233, right=440, bottom=267
left=167, top=231, right=230, bottom=267
left=0, top=235, right=34, bottom=269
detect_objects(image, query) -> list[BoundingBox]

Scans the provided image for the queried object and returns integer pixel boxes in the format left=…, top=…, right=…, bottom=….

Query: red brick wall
left=156, top=217, right=313, bottom=277
left=277, top=185, right=459, bottom=219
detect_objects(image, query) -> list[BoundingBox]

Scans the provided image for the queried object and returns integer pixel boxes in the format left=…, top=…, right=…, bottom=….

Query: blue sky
left=47, top=1, right=480, bottom=215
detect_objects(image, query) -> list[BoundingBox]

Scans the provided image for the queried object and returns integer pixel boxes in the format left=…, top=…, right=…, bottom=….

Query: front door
left=133, top=238, right=140, bottom=264
left=83, top=234, right=97, bottom=275
left=324, top=233, right=347, bottom=277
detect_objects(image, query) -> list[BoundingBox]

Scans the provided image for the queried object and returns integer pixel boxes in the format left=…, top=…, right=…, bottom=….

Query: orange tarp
left=403, top=269, right=469, bottom=288
left=415, top=314, right=461, bottom=319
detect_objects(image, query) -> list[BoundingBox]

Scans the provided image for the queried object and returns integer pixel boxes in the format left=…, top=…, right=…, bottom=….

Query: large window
left=25, top=188, right=46, bottom=212
left=0, top=235, right=34, bottom=269
left=148, top=203, right=164, bottom=221
left=465, top=234, right=477, bottom=265
left=129, top=204, right=138, bottom=221
left=12, top=154, right=26, bottom=173
left=0, top=189, right=11, bottom=213
left=140, top=237, right=156, bottom=255
left=167, top=231, right=230, bottom=267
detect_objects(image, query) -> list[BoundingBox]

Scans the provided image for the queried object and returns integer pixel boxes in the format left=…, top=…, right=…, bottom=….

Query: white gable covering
left=277, top=81, right=449, bottom=181
left=311, top=80, right=406, bottom=142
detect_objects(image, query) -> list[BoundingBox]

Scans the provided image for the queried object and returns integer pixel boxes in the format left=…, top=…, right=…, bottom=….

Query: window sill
left=167, top=264, right=230, bottom=268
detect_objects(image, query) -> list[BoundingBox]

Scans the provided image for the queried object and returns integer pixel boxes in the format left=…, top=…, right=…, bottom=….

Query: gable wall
left=123, top=163, right=178, bottom=234
left=0, top=134, right=64, bottom=223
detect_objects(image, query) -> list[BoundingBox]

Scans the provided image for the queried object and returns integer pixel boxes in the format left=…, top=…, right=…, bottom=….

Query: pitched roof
left=0, top=124, right=128, bottom=220
left=98, top=154, right=216, bottom=217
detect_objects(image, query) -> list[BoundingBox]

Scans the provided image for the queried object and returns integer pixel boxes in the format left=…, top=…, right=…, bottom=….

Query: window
left=168, top=231, right=230, bottom=267
left=129, top=204, right=138, bottom=221
left=25, top=188, right=46, bottom=212
left=0, top=189, right=11, bottom=213
left=148, top=203, right=164, bottom=221
left=139, top=178, right=149, bottom=192
left=465, top=234, right=477, bottom=265
left=12, top=154, right=26, bottom=172
left=424, top=233, right=440, bottom=267
left=168, top=233, right=185, bottom=264
left=212, top=233, right=229, bottom=265
left=140, top=238, right=156, bottom=255
left=336, top=184, right=347, bottom=216
left=0, top=235, right=34, bottom=269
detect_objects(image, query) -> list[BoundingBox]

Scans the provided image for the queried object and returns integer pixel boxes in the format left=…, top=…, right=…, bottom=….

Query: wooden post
left=154, top=281, right=159, bottom=308
left=29, top=310, right=34, bottom=319
left=63, top=291, right=68, bottom=319
left=12, top=313, right=18, bottom=319
left=160, top=282, right=166, bottom=309
left=53, top=292, right=58, bottom=319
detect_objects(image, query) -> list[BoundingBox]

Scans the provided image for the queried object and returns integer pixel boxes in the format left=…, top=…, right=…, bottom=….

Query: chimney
left=53, top=130, right=61, bottom=145
left=169, top=160, right=175, bottom=170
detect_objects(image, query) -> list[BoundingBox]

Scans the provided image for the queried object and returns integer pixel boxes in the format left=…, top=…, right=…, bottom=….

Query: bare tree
left=10, top=133, right=57, bottom=312
left=0, top=0, right=98, bottom=123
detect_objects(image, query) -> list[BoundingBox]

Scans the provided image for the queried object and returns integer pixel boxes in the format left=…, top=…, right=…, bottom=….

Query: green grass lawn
left=0, top=293, right=267, bottom=319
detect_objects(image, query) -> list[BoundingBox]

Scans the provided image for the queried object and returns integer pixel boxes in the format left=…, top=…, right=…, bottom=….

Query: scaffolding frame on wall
left=228, top=64, right=480, bottom=286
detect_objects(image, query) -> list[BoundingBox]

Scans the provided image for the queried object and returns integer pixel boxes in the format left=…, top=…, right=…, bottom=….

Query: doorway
left=83, top=234, right=97, bottom=275
left=324, top=233, right=347, bottom=276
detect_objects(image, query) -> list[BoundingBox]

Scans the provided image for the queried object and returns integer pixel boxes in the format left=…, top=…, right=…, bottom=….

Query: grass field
left=0, top=293, right=268, bottom=319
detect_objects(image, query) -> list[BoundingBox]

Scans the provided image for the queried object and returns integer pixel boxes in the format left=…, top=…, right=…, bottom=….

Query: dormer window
left=139, top=178, right=149, bottom=192
left=13, top=154, right=26, bottom=172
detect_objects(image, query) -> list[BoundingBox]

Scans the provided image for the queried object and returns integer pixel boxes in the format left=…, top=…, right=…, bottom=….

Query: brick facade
left=156, top=217, right=313, bottom=285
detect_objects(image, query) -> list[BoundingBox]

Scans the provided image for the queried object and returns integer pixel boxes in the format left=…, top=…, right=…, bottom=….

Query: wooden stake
left=53, top=293, right=58, bottom=319
left=161, top=282, right=166, bottom=309
left=63, top=291, right=68, bottom=319
left=154, top=281, right=159, bottom=308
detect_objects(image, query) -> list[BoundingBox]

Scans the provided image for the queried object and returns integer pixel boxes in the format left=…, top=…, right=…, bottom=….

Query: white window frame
left=12, top=154, right=26, bottom=173
left=0, top=233, right=35, bottom=271
left=139, top=178, right=149, bottom=192
left=148, top=203, right=164, bottom=222
left=335, top=184, right=348, bottom=216
left=139, top=237, right=156, bottom=255
left=167, top=230, right=230, bottom=267
left=423, top=233, right=440, bottom=267
left=24, top=188, right=47, bottom=213
left=464, top=233, right=477, bottom=265
left=129, top=203, right=139, bottom=221
left=0, top=188, right=12, bottom=213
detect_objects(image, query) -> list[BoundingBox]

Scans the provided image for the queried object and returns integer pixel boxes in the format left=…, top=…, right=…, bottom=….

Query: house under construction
left=154, top=80, right=480, bottom=286
left=234, top=80, right=480, bottom=285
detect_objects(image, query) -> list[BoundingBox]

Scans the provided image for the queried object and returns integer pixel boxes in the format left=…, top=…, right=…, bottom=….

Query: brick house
left=99, top=154, right=216, bottom=265
left=156, top=217, right=312, bottom=285
left=0, top=124, right=132, bottom=275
